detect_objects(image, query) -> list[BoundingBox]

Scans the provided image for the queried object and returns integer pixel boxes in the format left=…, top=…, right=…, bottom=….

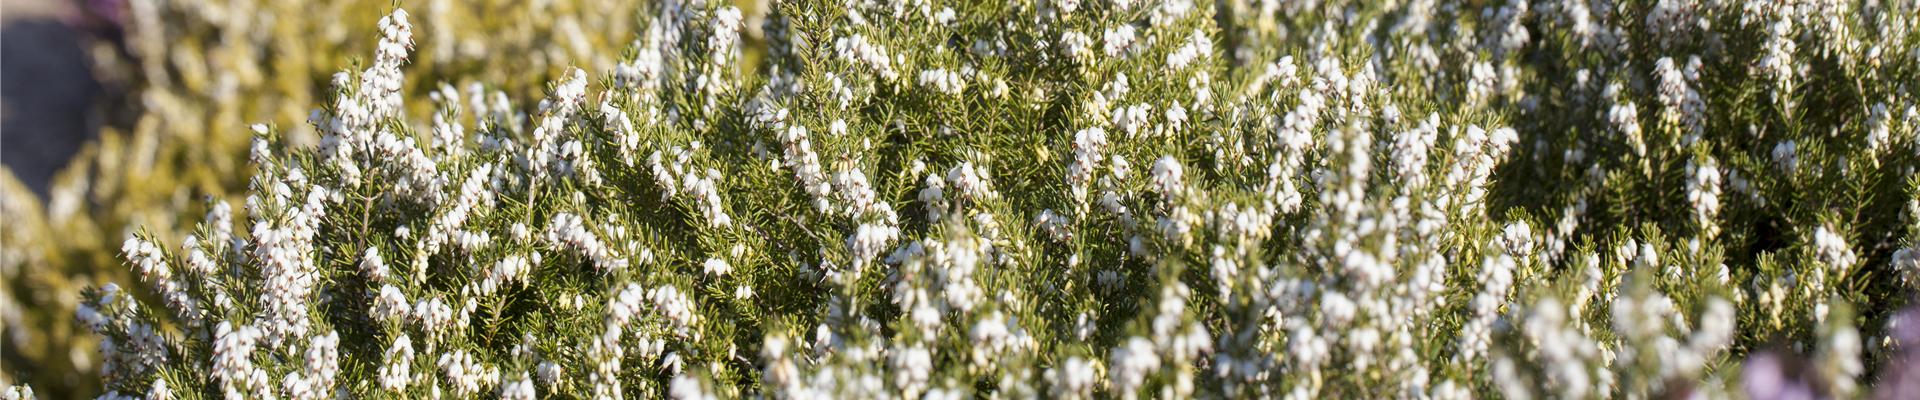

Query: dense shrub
left=7, top=0, right=1920, bottom=398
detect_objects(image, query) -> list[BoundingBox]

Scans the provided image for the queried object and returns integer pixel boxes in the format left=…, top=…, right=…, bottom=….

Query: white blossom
left=1812, top=224, right=1857, bottom=275
left=1103, top=24, right=1136, bottom=59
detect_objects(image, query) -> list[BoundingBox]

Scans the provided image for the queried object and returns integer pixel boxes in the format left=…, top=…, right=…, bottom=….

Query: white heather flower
left=648, top=148, right=684, bottom=200
left=940, top=236, right=987, bottom=313
left=1103, top=24, right=1136, bottom=59
left=376, top=334, right=414, bottom=390
left=1895, top=246, right=1920, bottom=290
left=835, top=34, right=899, bottom=81
left=544, top=213, right=628, bottom=271
left=251, top=184, right=332, bottom=348
left=1392, top=113, right=1442, bottom=187
left=119, top=322, right=169, bottom=372
left=3, top=385, right=34, bottom=400
left=1109, top=337, right=1160, bottom=400
left=1165, top=102, right=1189, bottom=133
left=947, top=162, right=1000, bottom=202
left=437, top=350, right=500, bottom=397
left=1313, top=56, right=1344, bottom=104
left=371, top=131, right=445, bottom=204
left=1320, top=291, right=1358, bottom=327
left=1608, top=99, right=1646, bottom=156
left=1277, top=93, right=1320, bottom=155
left=121, top=238, right=169, bottom=285
left=776, top=125, right=832, bottom=212
left=1866, top=102, right=1892, bottom=152
left=428, top=103, right=467, bottom=158
left=1074, top=311, right=1100, bottom=342
left=1207, top=245, right=1240, bottom=297
left=1166, top=29, right=1211, bottom=70
left=1113, top=103, right=1152, bottom=138
left=428, top=161, right=491, bottom=253
left=1050, top=356, right=1099, bottom=399
left=1104, top=72, right=1130, bottom=99
left=608, top=282, right=647, bottom=329
left=667, top=373, right=716, bottom=400
left=413, top=296, right=455, bottom=334
left=1035, top=209, right=1074, bottom=243
left=1812, top=224, right=1856, bottom=274
left=1692, top=298, right=1737, bottom=354
left=969, top=312, right=1011, bottom=368
left=649, top=285, right=702, bottom=337
left=373, top=284, right=409, bottom=321
left=247, top=367, right=271, bottom=398
left=1487, top=127, right=1519, bottom=159
left=1637, top=242, right=1660, bottom=269
left=147, top=379, right=172, bottom=400
left=1460, top=254, right=1517, bottom=363
left=502, top=373, right=536, bottom=400
left=1686, top=156, right=1723, bottom=236
left=1067, top=127, right=1108, bottom=202
left=536, top=361, right=563, bottom=386
left=1486, top=0, right=1532, bottom=59
left=1059, top=31, right=1093, bottom=62
left=335, top=8, right=414, bottom=143
left=1498, top=221, right=1535, bottom=258
left=282, top=373, right=315, bottom=400
left=1758, top=18, right=1798, bottom=97
left=1151, top=156, right=1186, bottom=204
left=601, top=101, right=640, bottom=166
left=933, top=7, right=957, bottom=26
left=524, top=68, right=589, bottom=182
left=920, top=173, right=949, bottom=220
left=703, top=257, right=732, bottom=276
left=477, top=255, right=532, bottom=296
left=206, top=198, right=236, bottom=250
left=297, top=331, right=342, bottom=399
left=1827, top=321, right=1865, bottom=395
left=1157, top=206, right=1196, bottom=246
left=682, top=169, right=734, bottom=228
left=831, top=168, right=894, bottom=220
left=919, top=68, right=965, bottom=95
left=361, top=246, right=389, bottom=282
left=1266, top=56, right=1300, bottom=90
left=1264, top=159, right=1304, bottom=214
left=1520, top=297, right=1598, bottom=399
left=708, top=7, right=744, bottom=67
left=1100, top=191, right=1131, bottom=217
left=1773, top=140, right=1799, bottom=174
left=1054, top=0, right=1081, bottom=15
left=829, top=119, right=848, bottom=137
left=211, top=322, right=262, bottom=393
left=848, top=222, right=901, bottom=271
left=1645, top=0, right=1695, bottom=47
left=556, top=140, right=602, bottom=186
left=1614, top=286, right=1674, bottom=343
left=123, top=237, right=204, bottom=327
left=1468, top=61, right=1499, bottom=105
left=1653, top=57, right=1706, bottom=142
left=889, top=345, right=934, bottom=397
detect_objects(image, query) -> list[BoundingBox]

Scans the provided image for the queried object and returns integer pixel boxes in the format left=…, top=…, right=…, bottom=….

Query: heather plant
left=8, top=0, right=1920, bottom=399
